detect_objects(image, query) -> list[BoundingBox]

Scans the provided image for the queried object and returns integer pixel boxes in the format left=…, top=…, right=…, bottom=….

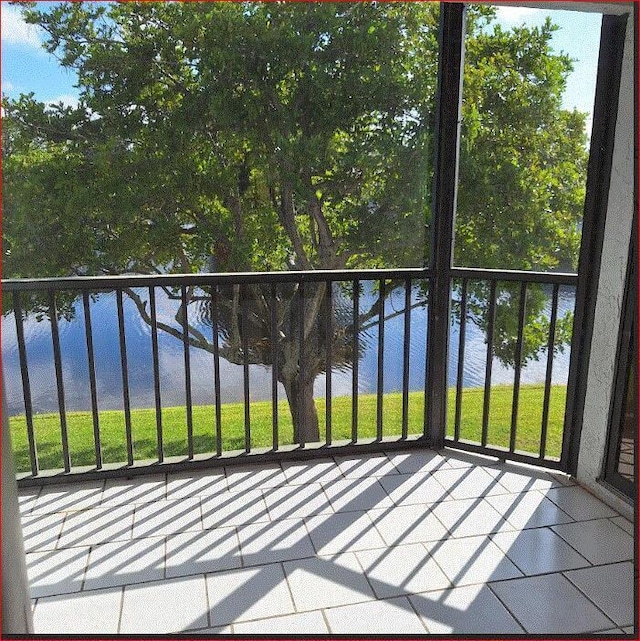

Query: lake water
left=1, top=284, right=575, bottom=417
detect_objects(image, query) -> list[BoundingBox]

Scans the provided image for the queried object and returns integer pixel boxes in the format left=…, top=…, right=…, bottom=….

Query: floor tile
left=121, top=575, right=208, bottom=633
left=238, top=519, right=314, bottom=566
left=225, top=464, right=287, bottom=493
left=552, top=519, right=634, bottom=565
left=622, top=626, right=635, bottom=634
left=206, top=563, right=295, bottom=626
left=486, top=491, right=574, bottom=530
left=166, top=528, right=241, bottom=578
left=57, top=506, right=134, bottom=547
left=610, top=516, right=634, bottom=535
left=283, top=553, right=376, bottom=610
left=85, top=537, right=165, bottom=589
left=166, top=469, right=228, bottom=500
left=356, top=543, right=450, bottom=598
left=32, top=482, right=105, bottom=513
left=432, top=467, right=506, bottom=500
left=491, top=465, right=566, bottom=493
left=378, top=472, right=449, bottom=506
left=33, top=587, right=122, bottom=634
left=133, top=498, right=202, bottom=538
left=233, top=611, right=329, bottom=634
left=441, top=450, right=500, bottom=469
left=16, top=452, right=631, bottom=635
left=369, top=504, right=448, bottom=545
left=21, top=513, right=66, bottom=552
left=322, top=477, right=394, bottom=512
left=263, top=483, right=332, bottom=520
left=431, top=498, right=512, bottom=538
left=410, top=584, right=523, bottom=634
left=200, top=490, right=269, bottom=528
left=543, top=486, right=618, bottom=520
left=334, top=453, right=399, bottom=478
left=491, top=528, right=589, bottom=575
left=427, top=536, right=522, bottom=586
left=325, top=596, right=427, bottom=634
left=306, top=511, right=386, bottom=554
left=101, top=475, right=166, bottom=506
left=565, top=562, right=634, bottom=627
left=281, top=459, right=344, bottom=485
left=18, top=488, right=41, bottom=514
left=385, top=449, right=450, bottom=474
left=489, top=573, right=614, bottom=634
left=27, top=547, right=89, bottom=597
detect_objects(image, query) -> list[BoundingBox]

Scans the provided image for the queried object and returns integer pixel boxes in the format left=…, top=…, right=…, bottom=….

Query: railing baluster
left=401, top=278, right=412, bottom=439
left=149, top=287, right=163, bottom=463
left=241, top=284, right=251, bottom=453
left=211, top=286, right=222, bottom=456
left=376, top=279, right=385, bottom=441
left=116, top=289, right=134, bottom=466
left=181, top=286, right=194, bottom=459
left=298, top=281, right=306, bottom=447
left=270, top=283, right=279, bottom=451
left=424, top=280, right=432, bottom=439
left=325, top=282, right=333, bottom=445
left=454, top=279, right=468, bottom=442
left=82, top=291, right=102, bottom=469
left=481, top=280, right=497, bottom=448
left=352, top=280, right=360, bottom=443
left=48, top=290, right=71, bottom=472
left=540, top=284, right=560, bottom=459
left=13, top=292, right=38, bottom=476
left=510, top=282, right=528, bottom=453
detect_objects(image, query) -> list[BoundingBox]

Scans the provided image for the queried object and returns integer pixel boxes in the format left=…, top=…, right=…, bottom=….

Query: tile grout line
left=484, top=578, right=531, bottom=634
left=562, top=566, right=632, bottom=630
left=319, top=607, right=332, bottom=634
left=405, top=591, right=432, bottom=634
left=279, top=561, right=299, bottom=614
left=201, top=571, right=212, bottom=630
left=79, top=544, right=93, bottom=592
left=550, top=519, right=634, bottom=566
left=418, top=541, right=454, bottom=591
left=115, top=585, right=125, bottom=634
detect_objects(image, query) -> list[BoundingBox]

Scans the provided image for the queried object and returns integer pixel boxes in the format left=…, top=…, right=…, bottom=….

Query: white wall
left=576, top=10, right=635, bottom=519
left=1, top=382, right=34, bottom=634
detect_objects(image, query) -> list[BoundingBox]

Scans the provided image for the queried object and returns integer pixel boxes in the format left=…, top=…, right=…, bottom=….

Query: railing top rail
left=451, top=267, right=578, bottom=285
left=1, top=268, right=431, bottom=292
left=3, top=265, right=577, bottom=291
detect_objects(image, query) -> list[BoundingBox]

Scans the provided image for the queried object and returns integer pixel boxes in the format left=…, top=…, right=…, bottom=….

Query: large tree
left=2, top=2, right=588, bottom=442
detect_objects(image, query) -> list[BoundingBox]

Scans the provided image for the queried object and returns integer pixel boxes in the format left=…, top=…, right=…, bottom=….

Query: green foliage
left=2, top=2, right=589, bottom=386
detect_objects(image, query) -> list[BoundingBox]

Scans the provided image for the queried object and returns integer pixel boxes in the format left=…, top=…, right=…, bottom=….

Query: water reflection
left=2, top=284, right=574, bottom=416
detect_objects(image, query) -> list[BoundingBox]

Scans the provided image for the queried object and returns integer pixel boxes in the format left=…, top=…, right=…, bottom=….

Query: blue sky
left=1, top=2, right=602, bottom=133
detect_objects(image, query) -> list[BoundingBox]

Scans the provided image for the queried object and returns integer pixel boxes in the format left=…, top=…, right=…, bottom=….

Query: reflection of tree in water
left=126, top=281, right=418, bottom=443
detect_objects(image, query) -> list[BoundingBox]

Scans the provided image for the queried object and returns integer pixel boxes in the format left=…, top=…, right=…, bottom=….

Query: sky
left=1, top=2, right=602, bottom=133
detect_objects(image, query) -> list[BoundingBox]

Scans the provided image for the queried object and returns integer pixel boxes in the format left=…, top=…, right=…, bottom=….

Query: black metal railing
left=3, top=266, right=577, bottom=483
left=446, top=267, right=577, bottom=467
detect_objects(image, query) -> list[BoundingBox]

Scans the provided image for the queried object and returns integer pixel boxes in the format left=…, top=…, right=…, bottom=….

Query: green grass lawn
left=9, top=384, right=566, bottom=473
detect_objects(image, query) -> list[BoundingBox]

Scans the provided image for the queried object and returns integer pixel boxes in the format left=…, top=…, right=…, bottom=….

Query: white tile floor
left=19, top=449, right=635, bottom=635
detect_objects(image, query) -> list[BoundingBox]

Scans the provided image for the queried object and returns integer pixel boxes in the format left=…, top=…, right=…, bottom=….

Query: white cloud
left=1, top=5, right=42, bottom=48
left=495, top=6, right=547, bottom=26
left=2, top=80, right=14, bottom=92
left=47, top=94, right=80, bottom=109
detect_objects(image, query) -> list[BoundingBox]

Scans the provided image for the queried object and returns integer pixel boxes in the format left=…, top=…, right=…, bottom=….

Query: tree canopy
left=2, top=2, right=589, bottom=441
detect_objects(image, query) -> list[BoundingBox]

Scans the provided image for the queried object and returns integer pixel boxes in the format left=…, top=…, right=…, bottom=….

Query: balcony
left=2, top=2, right=635, bottom=636
left=20, top=449, right=633, bottom=635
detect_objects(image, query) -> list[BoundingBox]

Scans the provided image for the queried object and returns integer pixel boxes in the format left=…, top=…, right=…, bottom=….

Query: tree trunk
left=282, top=374, right=320, bottom=444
